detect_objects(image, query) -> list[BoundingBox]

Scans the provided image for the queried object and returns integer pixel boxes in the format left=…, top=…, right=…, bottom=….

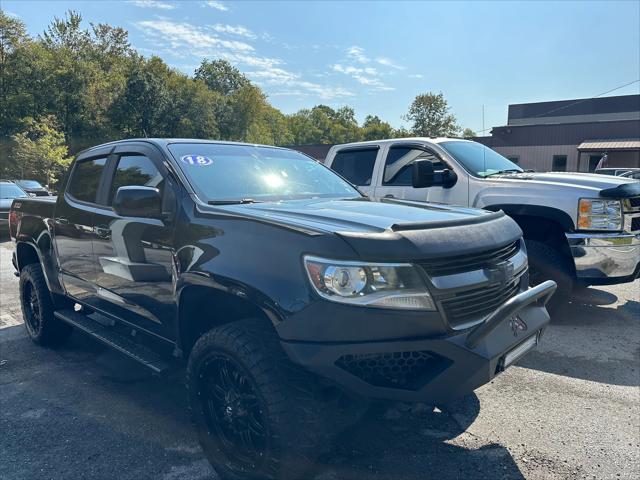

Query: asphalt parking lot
left=1, top=238, right=638, bottom=480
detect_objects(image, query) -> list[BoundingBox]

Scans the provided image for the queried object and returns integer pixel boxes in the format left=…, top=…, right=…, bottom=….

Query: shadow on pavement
left=0, top=325, right=525, bottom=480
left=316, top=394, right=524, bottom=480
left=518, top=287, right=640, bottom=386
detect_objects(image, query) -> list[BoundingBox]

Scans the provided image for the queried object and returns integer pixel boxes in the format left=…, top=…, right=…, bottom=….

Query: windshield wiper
left=207, top=198, right=262, bottom=205
left=484, top=169, right=523, bottom=178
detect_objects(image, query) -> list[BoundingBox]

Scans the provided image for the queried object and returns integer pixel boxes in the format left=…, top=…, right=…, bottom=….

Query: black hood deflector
left=337, top=212, right=522, bottom=262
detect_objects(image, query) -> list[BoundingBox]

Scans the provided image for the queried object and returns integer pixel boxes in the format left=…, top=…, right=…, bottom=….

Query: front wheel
left=187, top=318, right=331, bottom=480
left=19, top=264, right=73, bottom=346
left=524, top=240, right=574, bottom=314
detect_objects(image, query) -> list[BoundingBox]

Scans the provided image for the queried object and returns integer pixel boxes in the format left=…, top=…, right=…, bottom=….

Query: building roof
left=577, top=138, right=640, bottom=151
left=507, top=94, right=640, bottom=126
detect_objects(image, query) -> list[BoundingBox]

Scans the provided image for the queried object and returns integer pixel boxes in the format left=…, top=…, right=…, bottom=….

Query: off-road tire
left=524, top=239, right=573, bottom=314
left=19, top=264, right=73, bottom=346
left=187, top=318, right=332, bottom=480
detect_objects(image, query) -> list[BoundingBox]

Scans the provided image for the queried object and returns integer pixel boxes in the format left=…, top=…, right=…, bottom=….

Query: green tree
left=462, top=127, right=476, bottom=138
left=362, top=115, right=394, bottom=140
left=405, top=92, right=460, bottom=137
left=195, top=59, right=250, bottom=96
left=110, top=56, right=170, bottom=137
left=0, top=11, right=30, bottom=135
left=10, top=115, right=72, bottom=187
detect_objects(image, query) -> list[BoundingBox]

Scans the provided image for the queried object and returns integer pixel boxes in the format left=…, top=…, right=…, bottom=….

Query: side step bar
left=54, top=309, right=170, bottom=374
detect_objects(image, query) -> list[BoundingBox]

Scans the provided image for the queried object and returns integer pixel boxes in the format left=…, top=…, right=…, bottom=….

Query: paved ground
left=1, top=237, right=638, bottom=480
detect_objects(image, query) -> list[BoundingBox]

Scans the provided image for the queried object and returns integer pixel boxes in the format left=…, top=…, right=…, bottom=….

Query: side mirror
left=412, top=159, right=435, bottom=188
left=412, top=160, right=458, bottom=189
left=113, top=186, right=162, bottom=218
left=442, top=169, right=458, bottom=189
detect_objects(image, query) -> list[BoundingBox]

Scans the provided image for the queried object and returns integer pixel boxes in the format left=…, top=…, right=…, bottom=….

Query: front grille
left=0, top=210, right=9, bottom=220
left=420, top=241, right=519, bottom=277
left=439, top=276, right=522, bottom=328
left=629, top=197, right=640, bottom=209
left=335, top=351, right=451, bottom=390
left=631, top=216, right=640, bottom=232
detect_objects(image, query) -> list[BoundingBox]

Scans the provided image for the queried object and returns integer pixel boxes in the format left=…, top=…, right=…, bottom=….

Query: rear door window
left=331, top=149, right=378, bottom=186
left=67, top=157, right=107, bottom=203
left=383, top=147, right=444, bottom=186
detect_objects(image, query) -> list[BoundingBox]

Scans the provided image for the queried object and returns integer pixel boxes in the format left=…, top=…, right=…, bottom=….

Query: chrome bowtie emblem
left=486, top=261, right=515, bottom=285
left=509, top=315, right=528, bottom=336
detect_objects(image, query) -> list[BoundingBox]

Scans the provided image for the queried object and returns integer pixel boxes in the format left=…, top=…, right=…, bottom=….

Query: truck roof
left=328, top=137, right=474, bottom=151
left=77, top=138, right=293, bottom=156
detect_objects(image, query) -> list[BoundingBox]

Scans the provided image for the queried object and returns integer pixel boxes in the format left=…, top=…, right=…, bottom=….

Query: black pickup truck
left=10, top=139, right=555, bottom=480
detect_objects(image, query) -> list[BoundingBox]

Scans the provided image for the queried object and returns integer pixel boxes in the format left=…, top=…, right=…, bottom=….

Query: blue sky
left=4, top=0, right=640, bottom=132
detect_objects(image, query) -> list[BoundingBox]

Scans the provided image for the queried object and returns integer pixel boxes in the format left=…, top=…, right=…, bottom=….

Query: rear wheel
left=19, top=264, right=73, bottom=345
left=187, top=318, right=332, bottom=480
left=524, top=239, right=573, bottom=314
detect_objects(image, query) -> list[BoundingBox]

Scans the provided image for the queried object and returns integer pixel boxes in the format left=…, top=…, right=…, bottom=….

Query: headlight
left=577, top=198, right=622, bottom=231
left=303, top=256, right=436, bottom=310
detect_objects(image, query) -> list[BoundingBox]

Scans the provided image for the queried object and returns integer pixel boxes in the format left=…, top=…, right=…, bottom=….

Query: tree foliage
left=462, top=127, right=476, bottom=138
left=405, top=92, right=460, bottom=137
left=10, top=115, right=72, bottom=187
left=0, top=9, right=463, bottom=180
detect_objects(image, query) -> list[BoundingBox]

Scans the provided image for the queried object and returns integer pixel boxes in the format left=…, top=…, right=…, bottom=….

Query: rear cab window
left=67, top=157, right=108, bottom=203
left=331, top=148, right=378, bottom=186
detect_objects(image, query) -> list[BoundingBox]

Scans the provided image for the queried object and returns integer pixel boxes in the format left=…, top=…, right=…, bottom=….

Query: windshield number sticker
left=181, top=155, right=213, bottom=166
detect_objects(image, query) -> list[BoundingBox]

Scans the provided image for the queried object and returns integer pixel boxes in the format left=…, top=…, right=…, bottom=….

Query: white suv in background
left=324, top=138, right=640, bottom=311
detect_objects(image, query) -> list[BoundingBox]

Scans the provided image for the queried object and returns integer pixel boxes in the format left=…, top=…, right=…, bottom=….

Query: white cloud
left=332, top=63, right=393, bottom=91
left=408, top=73, right=424, bottom=79
left=135, top=20, right=255, bottom=53
left=376, top=57, right=404, bottom=70
left=211, top=24, right=257, bottom=39
left=133, top=19, right=352, bottom=100
left=204, top=1, right=228, bottom=11
left=347, top=46, right=369, bottom=64
left=129, top=0, right=177, bottom=10
left=5, top=11, right=20, bottom=18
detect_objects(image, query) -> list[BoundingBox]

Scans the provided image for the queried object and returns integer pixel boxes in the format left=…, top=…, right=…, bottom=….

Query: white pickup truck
left=324, top=138, right=640, bottom=310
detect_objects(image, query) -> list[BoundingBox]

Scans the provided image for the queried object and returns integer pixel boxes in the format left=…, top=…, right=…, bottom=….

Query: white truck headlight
left=578, top=198, right=622, bottom=231
left=304, top=256, right=436, bottom=310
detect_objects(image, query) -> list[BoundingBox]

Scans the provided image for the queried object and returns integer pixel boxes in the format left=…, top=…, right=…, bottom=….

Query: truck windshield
left=167, top=143, right=360, bottom=203
left=0, top=183, right=28, bottom=199
left=16, top=180, right=43, bottom=189
left=440, top=141, right=523, bottom=178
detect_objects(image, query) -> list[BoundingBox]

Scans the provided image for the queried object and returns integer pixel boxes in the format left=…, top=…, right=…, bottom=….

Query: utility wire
left=474, top=78, right=640, bottom=134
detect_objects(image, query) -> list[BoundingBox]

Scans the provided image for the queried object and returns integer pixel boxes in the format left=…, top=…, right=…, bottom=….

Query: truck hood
left=494, top=172, right=638, bottom=195
left=224, top=198, right=491, bottom=234
left=219, top=198, right=522, bottom=261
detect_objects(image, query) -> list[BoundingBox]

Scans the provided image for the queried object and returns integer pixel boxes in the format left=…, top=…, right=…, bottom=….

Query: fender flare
left=15, top=236, right=64, bottom=295
left=175, top=273, right=284, bottom=354
left=483, top=204, right=575, bottom=233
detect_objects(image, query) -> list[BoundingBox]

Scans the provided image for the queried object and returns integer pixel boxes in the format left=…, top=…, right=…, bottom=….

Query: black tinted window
left=331, top=149, right=378, bottom=186
left=384, top=147, right=444, bottom=186
left=68, top=157, right=107, bottom=203
left=109, top=155, right=163, bottom=204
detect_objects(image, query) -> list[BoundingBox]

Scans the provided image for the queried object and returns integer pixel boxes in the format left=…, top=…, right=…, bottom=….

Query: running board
left=54, top=309, right=170, bottom=374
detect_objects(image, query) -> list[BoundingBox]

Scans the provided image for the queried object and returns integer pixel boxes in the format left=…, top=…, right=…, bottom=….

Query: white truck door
left=326, top=146, right=381, bottom=198
left=374, top=144, right=469, bottom=206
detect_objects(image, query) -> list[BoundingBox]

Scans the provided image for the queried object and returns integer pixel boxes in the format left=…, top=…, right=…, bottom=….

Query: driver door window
left=383, top=147, right=445, bottom=186
left=109, top=155, right=164, bottom=205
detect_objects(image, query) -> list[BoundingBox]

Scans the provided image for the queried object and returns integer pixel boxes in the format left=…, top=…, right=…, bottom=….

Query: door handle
left=56, top=217, right=69, bottom=225
left=94, top=225, right=111, bottom=239
left=384, top=194, right=396, bottom=199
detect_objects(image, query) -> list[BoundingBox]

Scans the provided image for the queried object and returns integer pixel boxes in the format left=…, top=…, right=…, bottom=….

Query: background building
left=475, top=94, right=640, bottom=172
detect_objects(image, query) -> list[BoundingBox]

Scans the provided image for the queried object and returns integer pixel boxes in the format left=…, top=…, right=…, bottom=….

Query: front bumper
left=566, top=231, right=640, bottom=284
left=281, top=281, right=556, bottom=404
